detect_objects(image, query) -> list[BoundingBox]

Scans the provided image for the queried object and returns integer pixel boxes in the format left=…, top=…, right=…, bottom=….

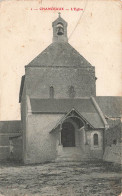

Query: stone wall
left=9, top=136, right=22, bottom=161
left=86, top=130, right=103, bottom=159
left=0, top=121, right=21, bottom=162
left=20, top=85, right=27, bottom=162
left=25, top=67, right=96, bottom=99
left=24, top=114, right=63, bottom=164
left=103, top=143, right=122, bottom=164
left=103, top=122, right=122, bottom=164
left=0, top=134, right=10, bottom=161
left=104, top=122, right=122, bottom=146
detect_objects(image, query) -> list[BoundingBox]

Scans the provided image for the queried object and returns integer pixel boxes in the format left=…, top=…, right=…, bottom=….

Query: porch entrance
left=61, top=122, right=75, bottom=147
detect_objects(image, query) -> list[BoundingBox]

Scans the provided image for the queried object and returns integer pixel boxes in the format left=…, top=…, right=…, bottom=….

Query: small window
left=93, top=134, right=98, bottom=146
left=49, top=86, right=54, bottom=98
left=69, top=86, right=75, bottom=98
left=113, top=139, right=117, bottom=145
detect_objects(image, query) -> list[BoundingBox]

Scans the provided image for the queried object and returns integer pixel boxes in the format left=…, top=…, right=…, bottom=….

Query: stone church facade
left=0, top=15, right=122, bottom=164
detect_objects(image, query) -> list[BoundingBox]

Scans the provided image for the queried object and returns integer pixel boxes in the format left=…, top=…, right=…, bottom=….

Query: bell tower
left=52, top=13, right=68, bottom=42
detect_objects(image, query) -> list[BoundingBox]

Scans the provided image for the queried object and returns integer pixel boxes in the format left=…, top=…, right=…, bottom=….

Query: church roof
left=26, top=42, right=92, bottom=68
left=96, top=96, right=122, bottom=118
left=30, top=98, right=106, bottom=129
left=30, top=98, right=96, bottom=113
left=0, top=121, right=21, bottom=134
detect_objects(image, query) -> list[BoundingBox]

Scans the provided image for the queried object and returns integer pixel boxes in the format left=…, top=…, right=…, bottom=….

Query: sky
left=0, top=0, right=121, bottom=120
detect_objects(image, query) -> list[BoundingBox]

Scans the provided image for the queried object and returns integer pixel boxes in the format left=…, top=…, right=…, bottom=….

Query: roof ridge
left=66, top=42, right=93, bottom=67
left=90, top=97, right=109, bottom=129
left=26, top=43, right=54, bottom=67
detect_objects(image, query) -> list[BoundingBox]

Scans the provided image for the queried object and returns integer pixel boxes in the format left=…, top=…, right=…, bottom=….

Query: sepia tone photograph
left=0, top=0, right=122, bottom=195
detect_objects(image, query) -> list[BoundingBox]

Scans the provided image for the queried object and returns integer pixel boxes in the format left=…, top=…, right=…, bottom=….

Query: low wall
left=105, top=121, right=121, bottom=145
left=10, top=136, right=22, bottom=161
left=103, top=121, right=122, bottom=164
left=0, top=135, right=10, bottom=161
left=0, top=121, right=21, bottom=162
left=103, top=142, right=122, bottom=164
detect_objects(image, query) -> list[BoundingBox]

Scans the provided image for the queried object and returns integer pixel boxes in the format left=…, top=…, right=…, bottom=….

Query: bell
left=57, top=27, right=64, bottom=35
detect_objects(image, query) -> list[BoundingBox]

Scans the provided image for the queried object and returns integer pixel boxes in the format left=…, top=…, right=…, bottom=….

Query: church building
left=18, top=14, right=110, bottom=164
left=0, top=15, right=122, bottom=164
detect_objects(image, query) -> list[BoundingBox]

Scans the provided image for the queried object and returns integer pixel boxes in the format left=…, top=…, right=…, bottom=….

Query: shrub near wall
left=105, top=121, right=122, bottom=146
left=103, top=121, right=122, bottom=164
left=103, top=143, right=122, bottom=164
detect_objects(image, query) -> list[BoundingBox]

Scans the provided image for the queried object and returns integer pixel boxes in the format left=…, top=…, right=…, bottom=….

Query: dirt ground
left=0, top=160, right=121, bottom=196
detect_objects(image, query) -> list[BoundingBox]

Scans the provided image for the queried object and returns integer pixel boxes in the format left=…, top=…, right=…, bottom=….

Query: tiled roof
left=80, top=112, right=104, bottom=129
left=26, top=42, right=92, bottom=68
left=30, top=98, right=96, bottom=113
left=0, top=121, right=21, bottom=133
left=30, top=98, right=105, bottom=129
left=96, top=96, right=122, bottom=117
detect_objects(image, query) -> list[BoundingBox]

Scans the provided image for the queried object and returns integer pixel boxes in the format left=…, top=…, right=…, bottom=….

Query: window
left=113, top=139, right=117, bottom=145
left=69, top=86, right=75, bottom=98
left=56, top=23, right=64, bottom=35
left=49, top=86, right=54, bottom=98
left=93, top=133, right=98, bottom=146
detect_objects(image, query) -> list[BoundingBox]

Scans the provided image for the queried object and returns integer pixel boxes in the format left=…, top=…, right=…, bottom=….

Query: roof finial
left=58, top=12, right=61, bottom=18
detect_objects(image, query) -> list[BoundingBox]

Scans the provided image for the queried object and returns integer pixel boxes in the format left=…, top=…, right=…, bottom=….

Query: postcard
left=0, top=0, right=121, bottom=195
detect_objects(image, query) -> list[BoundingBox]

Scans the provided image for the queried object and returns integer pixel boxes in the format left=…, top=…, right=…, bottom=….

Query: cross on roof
left=58, top=12, right=61, bottom=17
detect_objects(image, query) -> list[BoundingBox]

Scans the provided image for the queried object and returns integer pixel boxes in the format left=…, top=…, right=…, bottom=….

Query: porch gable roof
left=30, top=98, right=107, bottom=129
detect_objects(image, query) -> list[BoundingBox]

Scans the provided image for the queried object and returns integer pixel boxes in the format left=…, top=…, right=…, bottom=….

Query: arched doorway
left=61, top=122, right=75, bottom=147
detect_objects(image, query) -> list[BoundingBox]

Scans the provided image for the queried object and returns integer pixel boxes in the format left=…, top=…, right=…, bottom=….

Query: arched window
left=56, top=23, right=64, bottom=35
left=69, top=86, right=75, bottom=98
left=93, top=133, right=98, bottom=146
left=49, top=86, right=54, bottom=98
